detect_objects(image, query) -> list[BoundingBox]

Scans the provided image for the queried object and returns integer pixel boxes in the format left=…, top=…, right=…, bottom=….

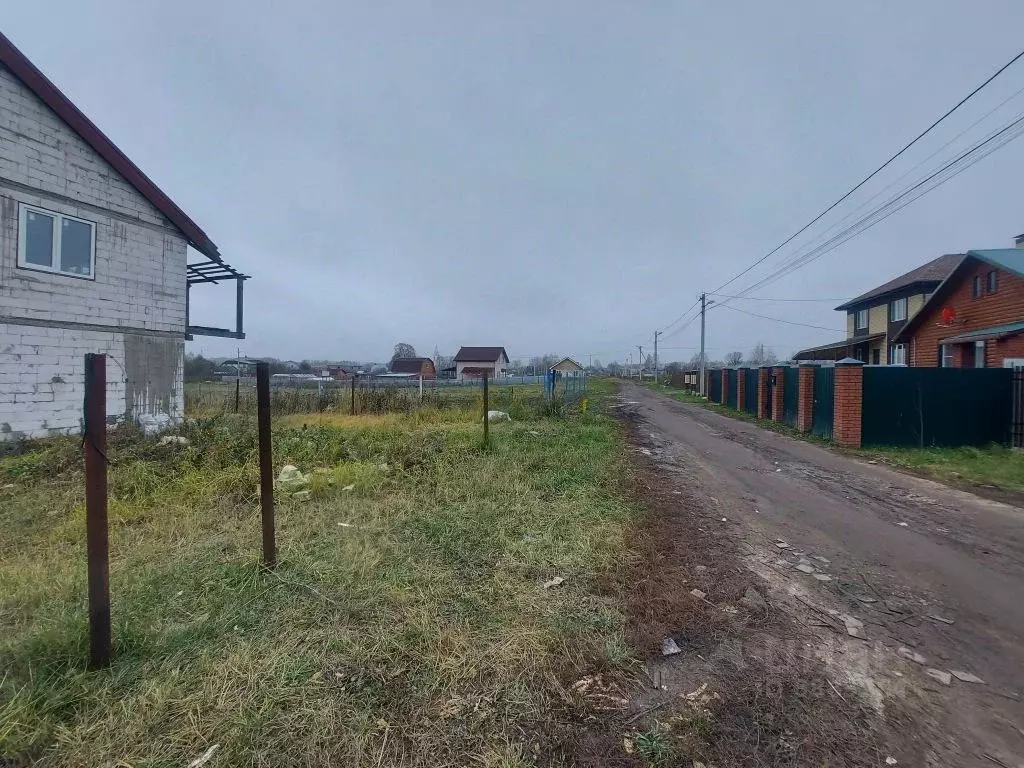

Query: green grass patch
left=0, top=380, right=631, bottom=766
left=857, top=444, right=1024, bottom=494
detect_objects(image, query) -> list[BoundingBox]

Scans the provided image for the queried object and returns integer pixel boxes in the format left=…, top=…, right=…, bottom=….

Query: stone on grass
left=487, top=410, right=511, bottom=422
left=690, top=588, right=707, bottom=600
left=740, top=586, right=768, bottom=613
left=159, top=435, right=189, bottom=446
left=661, top=637, right=682, bottom=656
left=543, top=576, right=566, bottom=589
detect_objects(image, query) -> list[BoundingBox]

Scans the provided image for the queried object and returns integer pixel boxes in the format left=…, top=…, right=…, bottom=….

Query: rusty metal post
left=84, top=353, right=111, bottom=669
left=483, top=371, right=489, bottom=445
left=256, top=362, right=276, bottom=568
left=234, top=377, right=240, bottom=413
left=351, top=374, right=357, bottom=415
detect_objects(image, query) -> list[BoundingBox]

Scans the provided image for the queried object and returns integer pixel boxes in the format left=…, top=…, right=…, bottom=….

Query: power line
left=717, top=304, right=843, bottom=333
left=710, top=47, right=1024, bottom=295
left=708, top=293, right=850, bottom=302
left=659, top=297, right=701, bottom=334
left=728, top=110, right=1024, bottom=298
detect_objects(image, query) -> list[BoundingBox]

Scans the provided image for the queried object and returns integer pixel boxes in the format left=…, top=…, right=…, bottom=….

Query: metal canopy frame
left=186, top=258, right=249, bottom=339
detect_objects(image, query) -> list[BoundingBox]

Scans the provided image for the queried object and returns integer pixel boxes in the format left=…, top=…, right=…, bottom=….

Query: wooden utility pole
left=84, top=353, right=111, bottom=669
left=637, top=345, right=644, bottom=381
left=653, top=331, right=662, bottom=383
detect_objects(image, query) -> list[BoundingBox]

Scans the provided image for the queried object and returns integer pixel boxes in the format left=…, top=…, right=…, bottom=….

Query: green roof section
left=967, top=249, right=1024, bottom=278
left=939, top=320, right=1024, bottom=345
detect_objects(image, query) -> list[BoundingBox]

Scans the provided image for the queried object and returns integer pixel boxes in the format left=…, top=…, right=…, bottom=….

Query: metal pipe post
left=84, top=353, right=111, bottom=669
left=256, top=362, right=276, bottom=567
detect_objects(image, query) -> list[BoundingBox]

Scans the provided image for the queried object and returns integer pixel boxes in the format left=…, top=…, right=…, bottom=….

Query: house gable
left=895, top=253, right=1024, bottom=367
left=0, top=33, right=218, bottom=258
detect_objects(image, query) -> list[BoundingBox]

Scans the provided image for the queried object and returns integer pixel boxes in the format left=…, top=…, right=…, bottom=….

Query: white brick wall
left=0, top=323, right=184, bottom=439
left=0, top=64, right=188, bottom=334
left=0, top=63, right=191, bottom=438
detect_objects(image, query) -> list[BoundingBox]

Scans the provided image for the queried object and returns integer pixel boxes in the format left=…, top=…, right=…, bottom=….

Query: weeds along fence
left=185, top=376, right=556, bottom=418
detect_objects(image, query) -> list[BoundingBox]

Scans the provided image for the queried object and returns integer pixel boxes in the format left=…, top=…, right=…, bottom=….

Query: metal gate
left=765, top=371, right=774, bottom=420
left=782, top=367, right=799, bottom=426
left=709, top=370, right=722, bottom=403
left=726, top=369, right=738, bottom=409
left=811, top=366, right=834, bottom=439
left=744, top=369, right=758, bottom=415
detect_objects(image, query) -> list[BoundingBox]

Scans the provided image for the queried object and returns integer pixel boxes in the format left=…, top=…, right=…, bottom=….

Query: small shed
left=550, top=357, right=584, bottom=377
left=390, top=357, right=437, bottom=379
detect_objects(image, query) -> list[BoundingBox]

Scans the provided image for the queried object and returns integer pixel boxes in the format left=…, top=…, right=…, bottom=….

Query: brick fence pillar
left=771, top=366, right=786, bottom=423
left=720, top=368, right=728, bottom=404
left=757, top=367, right=771, bottom=419
left=796, top=364, right=815, bottom=433
left=737, top=369, right=747, bottom=411
left=833, top=358, right=864, bottom=447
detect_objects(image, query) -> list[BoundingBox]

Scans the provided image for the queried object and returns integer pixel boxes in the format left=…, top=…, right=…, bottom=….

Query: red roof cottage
left=893, top=247, right=1024, bottom=368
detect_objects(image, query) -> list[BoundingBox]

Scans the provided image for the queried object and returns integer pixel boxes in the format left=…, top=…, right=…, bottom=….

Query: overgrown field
left=1, top=380, right=635, bottom=766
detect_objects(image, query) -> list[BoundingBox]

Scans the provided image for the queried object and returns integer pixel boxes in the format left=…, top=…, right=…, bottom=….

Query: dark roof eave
left=0, top=31, right=221, bottom=261
left=834, top=280, right=945, bottom=311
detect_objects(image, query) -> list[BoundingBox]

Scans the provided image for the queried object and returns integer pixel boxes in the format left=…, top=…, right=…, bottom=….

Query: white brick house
left=0, top=32, right=245, bottom=440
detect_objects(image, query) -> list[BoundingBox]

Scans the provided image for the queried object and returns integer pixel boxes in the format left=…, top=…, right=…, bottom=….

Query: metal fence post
left=234, top=377, right=240, bottom=413
left=256, top=362, right=276, bottom=568
left=483, top=372, right=489, bottom=445
left=351, top=374, right=356, bottom=415
left=84, top=353, right=111, bottom=669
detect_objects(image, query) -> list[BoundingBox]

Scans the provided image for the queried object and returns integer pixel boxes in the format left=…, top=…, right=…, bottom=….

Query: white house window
left=855, top=309, right=868, bottom=330
left=889, top=343, right=907, bottom=365
left=940, top=344, right=953, bottom=367
left=889, top=297, right=907, bottom=322
left=17, top=204, right=95, bottom=278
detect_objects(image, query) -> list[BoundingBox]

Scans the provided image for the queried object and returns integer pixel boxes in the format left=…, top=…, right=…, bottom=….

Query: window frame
left=987, top=270, right=998, bottom=295
left=889, top=297, right=908, bottom=323
left=974, top=340, right=986, bottom=368
left=972, top=275, right=983, bottom=299
left=889, top=343, right=907, bottom=366
left=854, top=308, right=869, bottom=330
left=16, top=203, right=96, bottom=280
left=940, top=344, right=953, bottom=368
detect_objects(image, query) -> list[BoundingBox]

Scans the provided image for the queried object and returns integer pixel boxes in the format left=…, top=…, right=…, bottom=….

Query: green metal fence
left=862, top=367, right=1011, bottom=447
left=744, top=369, right=759, bottom=415
left=726, top=370, right=738, bottom=409
left=811, top=367, right=834, bottom=439
left=783, top=367, right=799, bottom=426
left=709, top=370, right=722, bottom=402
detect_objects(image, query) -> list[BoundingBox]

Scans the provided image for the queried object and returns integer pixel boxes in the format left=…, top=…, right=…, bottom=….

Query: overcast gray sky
left=6, top=2, right=1024, bottom=364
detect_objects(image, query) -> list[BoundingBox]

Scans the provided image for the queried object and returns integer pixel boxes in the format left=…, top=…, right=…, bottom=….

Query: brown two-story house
left=893, top=244, right=1024, bottom=368
left=793, top=254, right=960, bottom=364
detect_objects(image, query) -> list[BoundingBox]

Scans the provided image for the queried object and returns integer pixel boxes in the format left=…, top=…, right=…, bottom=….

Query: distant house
left=319, top=366, right=349, bottom=380
left=551, top=357, right=584, bottom=377
left=389, top=357, right=436, bottom=379
left=793, top=254, right=960, bottom=364
left=454, top=346, right=509, bottom=380
left=893, top=242, right=1024, bottom=368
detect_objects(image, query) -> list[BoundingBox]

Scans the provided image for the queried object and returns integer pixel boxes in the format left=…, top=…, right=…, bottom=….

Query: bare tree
left=724, top=351, right=743, bottom=366
left=391, top=343, right=417, bottom=362
left=748, top=343, right=778, bottom=366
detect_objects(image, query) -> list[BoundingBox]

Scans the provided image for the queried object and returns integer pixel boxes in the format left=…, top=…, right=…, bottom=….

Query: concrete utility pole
left=653, top=331, right=662, bottom=383
left=637, top=345, right=644, bottom=381
left=699, top=292, right=707, bottom=396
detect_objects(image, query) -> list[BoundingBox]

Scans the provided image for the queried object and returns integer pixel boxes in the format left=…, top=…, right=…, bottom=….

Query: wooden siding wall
left=909, top=262, right=1024, bottom=367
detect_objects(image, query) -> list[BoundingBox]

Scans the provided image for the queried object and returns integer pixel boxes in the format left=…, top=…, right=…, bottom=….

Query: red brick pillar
left=771, top=366, right=786, bottom=423
left=757, top=367, right=771, bottom=419
left=796, top=364, right=815, bottom=433
left=720, top=368, right=728, bottom=404
left=834, top=358, right=864, bottom=447
left=737, top=369, right=747, bottom=411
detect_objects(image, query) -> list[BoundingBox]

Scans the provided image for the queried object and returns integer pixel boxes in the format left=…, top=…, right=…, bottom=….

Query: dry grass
left=0, top=381, right=632, bottom=767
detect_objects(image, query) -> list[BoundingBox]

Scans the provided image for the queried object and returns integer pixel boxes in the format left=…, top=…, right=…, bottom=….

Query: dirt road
left=620, top=381, right=1024, bottom=766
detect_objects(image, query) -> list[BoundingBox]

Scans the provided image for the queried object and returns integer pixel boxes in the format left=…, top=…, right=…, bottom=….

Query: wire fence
left=185, top=373, right=587, bottom=418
